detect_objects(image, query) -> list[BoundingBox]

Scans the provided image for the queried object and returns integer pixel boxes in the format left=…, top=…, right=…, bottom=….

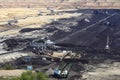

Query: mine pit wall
left=0, top=0, right=120, bottom=9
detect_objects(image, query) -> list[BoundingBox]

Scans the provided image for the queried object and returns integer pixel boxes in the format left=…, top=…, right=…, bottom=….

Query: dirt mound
left=49, top=10, right=120, bottom=51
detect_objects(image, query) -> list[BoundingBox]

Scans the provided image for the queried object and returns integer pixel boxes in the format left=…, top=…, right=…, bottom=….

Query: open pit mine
left=0, top=9, right=120, bottom=80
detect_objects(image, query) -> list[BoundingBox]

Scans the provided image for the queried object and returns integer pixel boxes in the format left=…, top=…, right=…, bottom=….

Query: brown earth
left=0, top=70, right=26, bottom=77
left=0, top=0, right=120, bottom=9
left=0, top=8, right=82, bottom=37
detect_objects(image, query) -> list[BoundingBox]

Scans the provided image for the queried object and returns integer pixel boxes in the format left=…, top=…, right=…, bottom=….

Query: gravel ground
left=82, top=61, right=120, bottom=80
left=0, top=70, right=26, bottom=77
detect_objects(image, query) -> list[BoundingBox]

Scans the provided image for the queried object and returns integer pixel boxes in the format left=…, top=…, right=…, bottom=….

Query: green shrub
left=20, top=71, right=35, bottom=80
left=0, top=71, right=48, bottom=80
left=20, top=71, right=48, bottom=80
left=36, top=72, right=48, bottom=80
left=2, top=63, right=14, bottom=70
left=0, top=77, right=20, bottom=80
left=10, top=77, right=20, bottom=80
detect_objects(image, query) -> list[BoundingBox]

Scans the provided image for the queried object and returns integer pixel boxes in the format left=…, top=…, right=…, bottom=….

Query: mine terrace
left=0, top=9, right=120, bottom=80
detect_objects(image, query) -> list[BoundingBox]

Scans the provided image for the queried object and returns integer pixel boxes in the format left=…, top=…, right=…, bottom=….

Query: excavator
left=53, top=51, right=81, bottom=78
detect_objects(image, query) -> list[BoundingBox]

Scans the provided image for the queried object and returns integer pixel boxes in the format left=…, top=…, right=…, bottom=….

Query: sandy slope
left=0, top=8, right=82, bottom=37
left=82, top=61, right=120, bottom=80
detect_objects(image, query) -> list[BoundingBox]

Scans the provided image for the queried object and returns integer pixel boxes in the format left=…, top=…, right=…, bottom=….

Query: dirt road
left=0, top=70, right=26, bottom=77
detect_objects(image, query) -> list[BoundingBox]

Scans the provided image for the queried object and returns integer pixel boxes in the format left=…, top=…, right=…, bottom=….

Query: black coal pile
left=15, top=56, right=52, bottom=69
left=48, top=9, right=120, bottom=51
left=1, top=9, right=120, bottom=64
left=1, top=10, right=120, bottom=80
left=19, top=28, right=42, bottom=33
left=1, top=10, right=119, bottom=55
left=3, top=38, right=33, bottom=51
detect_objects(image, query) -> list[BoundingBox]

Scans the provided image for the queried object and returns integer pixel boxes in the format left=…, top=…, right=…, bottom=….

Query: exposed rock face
left=0, top=0, right=120, bottom=8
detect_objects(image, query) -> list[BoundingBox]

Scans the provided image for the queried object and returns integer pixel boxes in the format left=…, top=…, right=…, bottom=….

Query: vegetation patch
left=0, top=71, right=48, bottom=80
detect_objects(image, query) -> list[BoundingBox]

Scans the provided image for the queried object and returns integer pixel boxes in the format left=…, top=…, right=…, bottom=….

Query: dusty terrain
left=82, top=61, right=120, bottom=80
left=0, top=70, right=26, bottom=77
left=0, top=8, right=81, bottom=36
left=0, top=9, right=120, bottom=80
left=0, top=0, right=120, bottom=8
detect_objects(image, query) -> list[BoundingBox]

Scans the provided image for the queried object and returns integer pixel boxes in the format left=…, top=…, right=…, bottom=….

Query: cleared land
left=0, top=70, right=26, bottom=77
left=0, top=9, right=120, bottom=80
left=0, top=8, right=81, bottom=36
